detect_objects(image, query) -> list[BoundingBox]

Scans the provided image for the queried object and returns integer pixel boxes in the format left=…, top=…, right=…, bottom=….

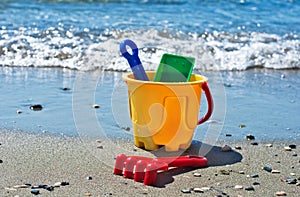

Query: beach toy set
left=120, top=39, right=214, bottom=152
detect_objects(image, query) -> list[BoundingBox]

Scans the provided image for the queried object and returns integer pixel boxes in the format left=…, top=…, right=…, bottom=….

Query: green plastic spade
left=154, top=53, right=195, bottom=82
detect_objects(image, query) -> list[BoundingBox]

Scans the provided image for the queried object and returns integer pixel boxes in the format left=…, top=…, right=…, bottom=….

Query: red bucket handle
left=197, top=82, right=214, bottom=125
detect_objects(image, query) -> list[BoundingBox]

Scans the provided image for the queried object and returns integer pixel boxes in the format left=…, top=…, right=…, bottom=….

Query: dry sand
left=0, top=130, right=299, bottom=197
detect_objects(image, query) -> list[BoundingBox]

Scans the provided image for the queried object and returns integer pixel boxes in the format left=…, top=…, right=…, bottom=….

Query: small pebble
left=193, top=172, right=201, bottom=177
left=86, top=176, right=93, bottom=180
left=276, top=191, right=287, bottom=196
left=247, top=174, right=259, bottom=178
left=16, top=110, right=22, bottom=114
left=235, top=146, right=242, bottom=150
left=84, top=193, right=92, bottom=196
left=286, top=177, right=297, bottom=184
left=31, top=189, right=40, bottom=195
left=193, top=188, right=204, bottom=193
left=290, top=173, right=296, bottom=176
left=61, top=181, right=69, bottom=186
left=289, top=144, right=296, bottom=149
left=30, top=104, right=43, bottom=111
left=225, top=134, right=232, bottom=137
left=200, top=187, right=211, bottom=191
left=265, top=143, right=273, bottom=147
left=239, top=124, right=246, bottom=128
left=44, top=185, right=54, bottom=191
left=219, top=169, right=230, bottom=175
left=239, top=171, right=245, bottom=174
left=31, top=184, right=47, bottom=189
left=122, top=127, right=131, bottom=131
left=246, top=135, right=255, bottom=140
left=263, top=165, right=272, bottom=172
left=221, top=145, right=232, bottom=152
left=251, top=142, right=258, bottom=145
left=234, top=185, right=243, bottom=189
left=292, top=153, right=297, bottom=157
left=97, top=145, right=103, bottom=149
left=13, top=184, right=30, bottom=188
left=54, top=182, right=62, bottom=187
left=61, top=87, right=71, bottom=91
left=271, top=170, right=281, bottom=174
left=181, top=188, right=192, bottom=193
left=252, top=182, right=260, bottom=186
left=133, top=147, right=138, bottom=151
left=223, top=83, right=232, bottom=87
left=54, top=181, right=69, bottom=187
left=92, top=104, right=100, bottom=109
left=0, top=159, right=3, bottom=163
left=284, top=146, right=292, bottom=151
left=245, top=186, right=255, bottom=191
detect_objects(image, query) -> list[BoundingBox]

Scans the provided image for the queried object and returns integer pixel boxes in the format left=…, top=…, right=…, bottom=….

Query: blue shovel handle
left=120, top=39, right=149, bottom=81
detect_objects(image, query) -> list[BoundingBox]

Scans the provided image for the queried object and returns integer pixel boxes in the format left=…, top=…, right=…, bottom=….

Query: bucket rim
left=122, top=71, right=208, bottom=85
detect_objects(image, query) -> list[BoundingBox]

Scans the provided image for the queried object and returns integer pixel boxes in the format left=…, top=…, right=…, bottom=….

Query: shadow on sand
left=149, top=140, right=243, bottom=188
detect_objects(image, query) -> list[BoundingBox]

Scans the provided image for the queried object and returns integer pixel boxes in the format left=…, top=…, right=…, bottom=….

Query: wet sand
left=0, top=130, right=299, bottom=197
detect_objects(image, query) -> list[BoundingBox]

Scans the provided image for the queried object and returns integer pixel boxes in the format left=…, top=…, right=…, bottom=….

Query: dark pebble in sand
left=0, top=159, right=3, bottom=163
left=225, top=134, right=232, bottom=137
left=61, top=87, right=71, bottom=91
left=219, top=169, right=230, bottom=175
left=44, top=185, right=54, bottom=191
left=61, top=181, right=69, bottom=186
left=86, top=176, right=93, bottom=180
left=122, top=127, right=131, bottom=131
left=251, top=142, right=258, bottom=145
left=286, top=177, right=297, bottom=184
left=31, top=184, right=47, bottom=189
left=292, top=153, right=297, bottom=157
left=92, top=104, right=100, bottom=109
left=223, top=83, right=232, bottom=87
left=31, top=189, right=40, bottom=195
left=263, top=165, right=272, bottom=172
left=30, top=104, right=43, bottom=111
left=289, top=144, right=296, bottom=149
left=245, top=186, right=255, bottom=191
left=246, top=135, right=255, bottom=140
left=235, top=146, right=242, bottom=150
left=253, top=182, right=260, bottom=186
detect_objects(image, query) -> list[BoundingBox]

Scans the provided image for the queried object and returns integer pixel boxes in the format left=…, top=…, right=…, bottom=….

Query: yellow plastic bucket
left=123, top=71, right=213, bottom=152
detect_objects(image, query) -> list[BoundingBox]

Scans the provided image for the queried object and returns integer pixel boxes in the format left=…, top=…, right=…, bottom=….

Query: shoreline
left=1, top=129, right=299, bottom=196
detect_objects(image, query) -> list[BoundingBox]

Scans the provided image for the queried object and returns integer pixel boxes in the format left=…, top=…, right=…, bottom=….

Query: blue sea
left=0, top=0, right=299, bottom=142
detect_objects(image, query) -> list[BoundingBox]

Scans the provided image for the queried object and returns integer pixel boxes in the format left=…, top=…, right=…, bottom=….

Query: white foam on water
left=0, top=29, right=299, bottom=71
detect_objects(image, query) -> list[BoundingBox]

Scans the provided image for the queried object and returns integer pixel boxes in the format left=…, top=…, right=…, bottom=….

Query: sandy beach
left=0, top=130, right=299, bottom=197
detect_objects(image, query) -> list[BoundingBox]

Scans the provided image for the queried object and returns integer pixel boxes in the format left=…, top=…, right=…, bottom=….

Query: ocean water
left=0, top=0, right=299, bottom=142
left=0, top=0, right=299, bottom=70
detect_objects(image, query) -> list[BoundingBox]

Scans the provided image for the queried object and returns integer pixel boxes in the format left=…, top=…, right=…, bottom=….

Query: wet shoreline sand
left=0, top=130, right=299, bottom=196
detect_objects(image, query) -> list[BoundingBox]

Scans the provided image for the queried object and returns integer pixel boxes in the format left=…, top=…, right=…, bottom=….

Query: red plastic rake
left=114, top=154, right=207, bottom=185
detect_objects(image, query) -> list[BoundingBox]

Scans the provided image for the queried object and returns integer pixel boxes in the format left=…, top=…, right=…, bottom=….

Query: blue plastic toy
left=120, top=39, right=149, bottom=81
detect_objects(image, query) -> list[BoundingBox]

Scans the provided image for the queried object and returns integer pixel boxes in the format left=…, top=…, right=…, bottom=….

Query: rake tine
left=134, top=160, right=148, bottom=182
left=114, top=154, right=127, bottom=175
